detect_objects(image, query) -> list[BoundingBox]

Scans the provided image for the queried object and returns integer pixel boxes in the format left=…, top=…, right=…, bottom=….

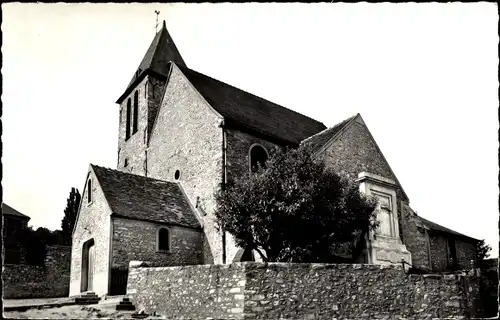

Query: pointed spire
left=116, top=20, right=187, bottom=103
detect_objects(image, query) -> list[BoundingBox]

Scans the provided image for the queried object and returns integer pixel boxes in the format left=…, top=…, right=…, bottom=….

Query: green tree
left=61, top=187, right=81, bottom=245
left=477, top=239, right=492, bottom=261
left=214, top=145, right=379, bottom=263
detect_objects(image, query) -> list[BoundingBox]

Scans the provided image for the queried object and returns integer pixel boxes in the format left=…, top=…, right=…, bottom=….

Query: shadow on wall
left=203, top=233, right=214, bottom=264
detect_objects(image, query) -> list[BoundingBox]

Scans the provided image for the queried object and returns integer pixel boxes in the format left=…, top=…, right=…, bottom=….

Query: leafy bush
left=214, top=145, right=378, bottom=263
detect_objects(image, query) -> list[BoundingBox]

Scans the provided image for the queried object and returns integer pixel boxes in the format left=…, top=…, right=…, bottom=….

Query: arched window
left=125, top=99, right=131, bottom=140
left=87, top=179, right=92, bottom=204
left=249, top=144, right=269, bottom=173
left=157, top=228, right=170, bottom=252
left=132, top=91, right=139, bottom=134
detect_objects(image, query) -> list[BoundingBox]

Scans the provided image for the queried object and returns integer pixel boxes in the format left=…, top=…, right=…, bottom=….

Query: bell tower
left=114, top=20, right=187, bottom=175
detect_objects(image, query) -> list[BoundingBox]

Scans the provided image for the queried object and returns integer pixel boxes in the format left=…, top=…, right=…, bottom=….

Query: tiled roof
left=2, top=203, right=30, bottom=220
left=117, top=21, right=186, bottom=104
left=178, top=65, right=327, bottom=145
left=419, top=216, right=478, bottom=242
left=300, top=114, right=357, bottom=151
left=91, top=165, right=200, bottom=229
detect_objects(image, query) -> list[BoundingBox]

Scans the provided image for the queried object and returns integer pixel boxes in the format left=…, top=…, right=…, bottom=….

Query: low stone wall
left=3, top=245, right=71, bottom=299
left=127, top=261, right=480, bottom=320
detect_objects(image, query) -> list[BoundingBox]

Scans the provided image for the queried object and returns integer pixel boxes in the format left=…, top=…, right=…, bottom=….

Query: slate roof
left=419, top=216, right=478, bottom=242
left=2, top=203, right=30, bottom=220
left=117, top=21, right=186, bottom=104
left=300, top=114, right=357, bottom=151
left=178, top=65, right=327, bottom=145
left=91, top=165, right=200, bottom=229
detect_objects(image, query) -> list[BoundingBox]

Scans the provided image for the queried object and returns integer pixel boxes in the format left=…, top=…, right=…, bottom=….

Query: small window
left=132, top=91, right=139, bottom=134
left=157, top=228, right=170, bottom=252
left=174, top=170, right=180, bottom=180
left=249, top=144, right=269, bottom=173
left=87, top=179, right=92, bottom=204
left=124, top=158, right=128, bottom=167
left=125, top=99, right=131, bottom=140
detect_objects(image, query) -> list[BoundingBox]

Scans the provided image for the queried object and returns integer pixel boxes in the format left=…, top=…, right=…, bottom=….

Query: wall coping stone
left=128, top=261, right=407, bottom=271
left=128, top=261, right=481, bottom=285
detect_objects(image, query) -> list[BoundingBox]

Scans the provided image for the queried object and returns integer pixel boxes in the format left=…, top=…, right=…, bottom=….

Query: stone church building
left=70, top=21, right=479, bottom=297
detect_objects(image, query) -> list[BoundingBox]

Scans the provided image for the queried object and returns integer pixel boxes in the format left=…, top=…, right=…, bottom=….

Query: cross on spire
left=155, top=10, right=160, bottom=33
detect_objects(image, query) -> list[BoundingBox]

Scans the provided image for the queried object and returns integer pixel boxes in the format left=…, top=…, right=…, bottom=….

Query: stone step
left=116, top=303, right=136, bottom=311
left=75, top=297, right=100, bottom=301
left=75, top=299, right=100, bottom=303
left=99, top=296, right=127, bottom=305
left=74, top=297, right=101, bottom=305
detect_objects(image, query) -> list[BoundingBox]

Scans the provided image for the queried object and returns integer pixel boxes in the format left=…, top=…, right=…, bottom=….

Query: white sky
left=2, top=3, right=498, bottom=257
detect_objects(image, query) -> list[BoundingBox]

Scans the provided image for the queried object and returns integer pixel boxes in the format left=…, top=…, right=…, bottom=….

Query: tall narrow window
left=125, top=99, right=131, bottom=140
left=132, top=91, right=139, bottom=134
left=249, top=144, right=269, bottom=173
left=87, top=179, right=92, bottom=204
left=157, top=228, right=170, bottom=252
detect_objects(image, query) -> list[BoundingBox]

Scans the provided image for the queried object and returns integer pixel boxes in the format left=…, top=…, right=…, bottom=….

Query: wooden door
left=87, top=244, right=95, bottom=291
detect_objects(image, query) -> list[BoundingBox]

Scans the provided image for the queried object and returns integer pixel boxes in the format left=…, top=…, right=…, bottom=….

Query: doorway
left=81, top=239, right=95, bottom=292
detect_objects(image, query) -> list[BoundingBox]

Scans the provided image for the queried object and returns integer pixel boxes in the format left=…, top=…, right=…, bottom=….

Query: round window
left=174, top=170, right=180, bottom=180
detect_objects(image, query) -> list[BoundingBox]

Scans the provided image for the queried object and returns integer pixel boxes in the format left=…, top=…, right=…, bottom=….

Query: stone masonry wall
left=147, top=64, right=224, bottom=264
left=111, top=217, right=203, bottom=269
left=3, top=245, right=71, bottom=299
left=146, top=76, right=167, bottom=142
left=319, top=119, right=408, bottom=242
left=429, top=234, right=449, bottom=271
left=127, top=262, right=479, bottom=320
left=224, top=128, right=283, bottom=183
left=399, top=202, right=431, bottom=270
left=456, top=239, right=477, bottom=269
left=117, top=76, right=149, bottom=176
left=320, top=121, right=399, bottom=189
left=70, top=168, right=112, bottom=296
left=128, top=261, right=247, bottom=319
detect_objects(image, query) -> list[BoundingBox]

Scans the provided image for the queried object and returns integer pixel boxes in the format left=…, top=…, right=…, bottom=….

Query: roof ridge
left=91, top=164, right=174, bottom=185
left=181, top=66, right=325, bottom=127
left=301, top=114, right=357, bottom=144
left=419, top=215, right=478, bottom=241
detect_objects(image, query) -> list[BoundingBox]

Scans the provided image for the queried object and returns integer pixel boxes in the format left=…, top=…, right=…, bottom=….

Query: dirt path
left=3, top=297, right=70, bottom=308
left=3, top=305, right=166, bottom=319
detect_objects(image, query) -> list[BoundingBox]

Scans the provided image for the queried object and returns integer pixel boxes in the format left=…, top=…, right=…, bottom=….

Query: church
left=69, top=21, right=479, bottom=297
